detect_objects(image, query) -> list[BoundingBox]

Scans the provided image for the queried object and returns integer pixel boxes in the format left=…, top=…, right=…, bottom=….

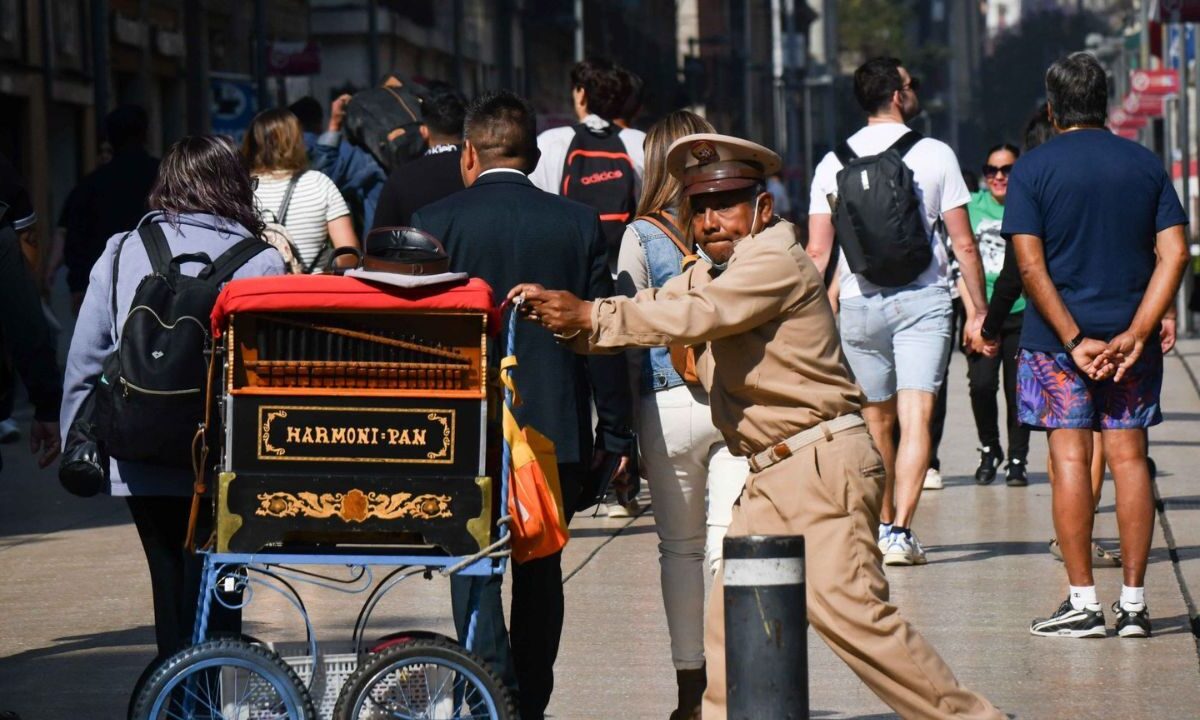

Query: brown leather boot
left=669, top=666, right=706, bottom=720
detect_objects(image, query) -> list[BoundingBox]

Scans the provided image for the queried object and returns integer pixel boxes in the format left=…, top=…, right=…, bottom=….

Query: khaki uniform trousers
left=702, top=426, right=1002, bottom=720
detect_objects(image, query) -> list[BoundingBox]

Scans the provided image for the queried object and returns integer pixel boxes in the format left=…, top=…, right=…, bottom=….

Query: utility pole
left=183, top=0, right=208, bottom=133
left=92, top=0, right=111, bottom=140
left=821, top=0, right=838, bottom=150
left=254, top=0, right=270, bottom=110
left=574, top=0, right=584, bottom=63
left=367, top=0, right=380, bottom=85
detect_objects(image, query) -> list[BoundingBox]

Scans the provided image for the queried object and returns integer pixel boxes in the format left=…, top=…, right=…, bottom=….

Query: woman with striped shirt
left=243, top=108, right=358, bottom=270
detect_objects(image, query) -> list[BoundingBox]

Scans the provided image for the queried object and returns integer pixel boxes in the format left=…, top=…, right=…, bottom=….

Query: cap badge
left=690, top=140, right=719, bottom=165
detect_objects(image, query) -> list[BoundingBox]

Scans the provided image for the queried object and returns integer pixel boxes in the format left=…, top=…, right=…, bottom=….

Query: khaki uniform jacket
left=584, top=219, right=863, bottom=457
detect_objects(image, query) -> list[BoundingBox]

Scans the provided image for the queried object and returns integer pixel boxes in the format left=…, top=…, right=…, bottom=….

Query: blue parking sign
left=210, top=74, right=258, bottom=138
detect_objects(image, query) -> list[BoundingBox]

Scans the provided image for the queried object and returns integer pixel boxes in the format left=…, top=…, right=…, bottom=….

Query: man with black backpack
left=806, top=57, right=989, bottom=568
left=530, top=58, right=646, bottom=274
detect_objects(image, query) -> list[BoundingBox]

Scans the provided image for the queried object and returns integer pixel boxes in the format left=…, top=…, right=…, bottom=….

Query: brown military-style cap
left=666, top=133, right=782, bottom=197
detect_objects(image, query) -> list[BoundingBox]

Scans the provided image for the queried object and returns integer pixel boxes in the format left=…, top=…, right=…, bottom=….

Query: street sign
left=210, top=74, right=257, bottom=138
left=1123, top=92, right=1166, bottom=117
left=1167, top=24, right=1195, bottom=67
left=1109, top=109, right=1148, bottom=129
left=1130, top=68, right=1180, bottom=95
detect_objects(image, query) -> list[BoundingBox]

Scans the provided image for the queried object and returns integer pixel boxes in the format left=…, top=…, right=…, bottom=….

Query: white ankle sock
left=1120, top=585, right=1145, bottom=607
left=1069, top=585, right=1098, bottom=609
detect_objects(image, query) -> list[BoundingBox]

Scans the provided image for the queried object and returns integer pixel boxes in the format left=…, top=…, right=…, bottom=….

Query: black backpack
left=94, top=223, right=269, bottom=467
left=560, top=123, right=638, bottom=272
left=831, top=131, right=933, bottom=287
left=343, top=78, right=430, bottom=174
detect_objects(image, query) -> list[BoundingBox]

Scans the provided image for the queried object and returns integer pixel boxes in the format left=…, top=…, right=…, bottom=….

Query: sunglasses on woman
left=982, top=164, right=1014, bottom=178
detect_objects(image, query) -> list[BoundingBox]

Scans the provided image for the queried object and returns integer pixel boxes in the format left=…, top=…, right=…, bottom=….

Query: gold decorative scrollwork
left=427, top=412, right=451, bottom=460
left=255, top=489, right=453, bottom=523
left=261, top=410, right=288, bottom=456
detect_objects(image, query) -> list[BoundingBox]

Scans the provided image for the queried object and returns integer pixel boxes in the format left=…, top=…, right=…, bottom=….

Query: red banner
left=1130, top=69, right=1180, bottom=95
left=1109, top=108, right=1148, bottom=130
left=1114, top=127, right=1140, bottom=140
left=1152, top=0, right=1200, bottom=22
left=1122, top=92, right=1166, bottom=117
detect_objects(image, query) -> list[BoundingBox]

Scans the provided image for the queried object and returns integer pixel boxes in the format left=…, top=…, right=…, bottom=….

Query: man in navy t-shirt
left=1003, top=52, right=1190, bottom=640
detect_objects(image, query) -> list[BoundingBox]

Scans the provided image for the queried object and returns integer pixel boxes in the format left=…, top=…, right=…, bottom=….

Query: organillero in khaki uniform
left=576, top=134, right=1002, bottom=720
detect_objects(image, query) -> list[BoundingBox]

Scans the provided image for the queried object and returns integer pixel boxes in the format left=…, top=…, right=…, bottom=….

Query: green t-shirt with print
left=967, top=189, right=1025, bottom=314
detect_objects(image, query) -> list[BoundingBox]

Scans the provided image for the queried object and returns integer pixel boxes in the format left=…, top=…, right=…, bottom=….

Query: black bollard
left=723, top=534, right=807, bottom=719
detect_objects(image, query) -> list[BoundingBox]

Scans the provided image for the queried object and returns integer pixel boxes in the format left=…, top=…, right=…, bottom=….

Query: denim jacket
left=628, top=217, right=688, bottom=395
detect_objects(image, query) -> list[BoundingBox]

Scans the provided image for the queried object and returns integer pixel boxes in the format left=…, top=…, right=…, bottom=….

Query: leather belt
left=747, top=413, right=866, bottom=473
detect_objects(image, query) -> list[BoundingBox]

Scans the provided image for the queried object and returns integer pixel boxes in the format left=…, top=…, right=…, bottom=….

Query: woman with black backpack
left=60, top=135, right=285, bottom=672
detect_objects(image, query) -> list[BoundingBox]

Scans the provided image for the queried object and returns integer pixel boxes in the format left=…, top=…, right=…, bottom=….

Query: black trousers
left=966, top=312, right=1029, bottom=461
left=451, top=463, right=585, bottom=720
left=126, top=496, right=241, bottom=662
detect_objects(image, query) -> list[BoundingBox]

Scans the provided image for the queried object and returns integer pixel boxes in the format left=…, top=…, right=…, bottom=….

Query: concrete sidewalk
left=1, top=341, right=1198, bottom=718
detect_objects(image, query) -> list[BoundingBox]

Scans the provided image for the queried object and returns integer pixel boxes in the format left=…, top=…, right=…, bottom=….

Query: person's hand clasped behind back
left=1070, top=336, right=1117, bottom=381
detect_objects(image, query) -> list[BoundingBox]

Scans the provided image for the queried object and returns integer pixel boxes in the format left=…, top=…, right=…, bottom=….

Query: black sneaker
left=1006, top=458, right=1028, bottom=487
left=1030, top=598, right=1106, bottom=638
left=1112, top=601, right=1152, bottom=638
left=974, top=445, right=1004, bottom=485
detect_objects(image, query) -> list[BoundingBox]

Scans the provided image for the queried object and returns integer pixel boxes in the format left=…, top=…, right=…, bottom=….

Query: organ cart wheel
left=333, top=636, right=515, bottom=720
left=132, top=638, right=317, bottom=720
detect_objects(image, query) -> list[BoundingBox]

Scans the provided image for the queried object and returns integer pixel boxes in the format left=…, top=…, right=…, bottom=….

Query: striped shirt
left=253, top=170, right=350, bottom=266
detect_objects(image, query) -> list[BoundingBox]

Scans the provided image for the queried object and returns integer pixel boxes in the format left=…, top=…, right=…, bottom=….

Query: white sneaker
left=883, top=530, right=928, bottom=566
left=0, top=418, right=18, bottom=444
left=922, top=467, right=944, bottom=490
left=877, top=523, right=893, bottom=553
left=606, top=498, right=639, bottom=518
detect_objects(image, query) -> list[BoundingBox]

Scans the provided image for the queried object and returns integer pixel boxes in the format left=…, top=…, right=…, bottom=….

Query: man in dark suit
left=372, top=81, right=467, bottom=229
left=412, top=91, right=634, bottom=720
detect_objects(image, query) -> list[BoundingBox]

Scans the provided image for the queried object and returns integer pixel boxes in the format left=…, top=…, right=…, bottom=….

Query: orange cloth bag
left=499, top=354, right=568, bottom=563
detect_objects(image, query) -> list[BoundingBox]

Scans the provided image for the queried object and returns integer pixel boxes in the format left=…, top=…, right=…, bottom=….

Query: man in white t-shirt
left=530, top=59, right=646, bottom=276
left=807, top=57, right=988, bottom=567
left=529, top=59, right=646, bottom=196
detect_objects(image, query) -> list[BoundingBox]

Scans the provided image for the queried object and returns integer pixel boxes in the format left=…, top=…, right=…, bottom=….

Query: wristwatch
left=1064, top=332, right=1085, bottom=352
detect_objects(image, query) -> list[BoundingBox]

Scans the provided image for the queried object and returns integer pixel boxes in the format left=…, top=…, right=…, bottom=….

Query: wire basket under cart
left=132, top=274, right=520, bottom=720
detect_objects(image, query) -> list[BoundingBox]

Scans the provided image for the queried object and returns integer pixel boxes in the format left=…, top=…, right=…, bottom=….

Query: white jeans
left=639, top=383, right=748, bottom=670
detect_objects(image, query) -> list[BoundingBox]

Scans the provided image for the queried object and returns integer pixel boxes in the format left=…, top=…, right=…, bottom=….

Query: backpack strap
left=888, top=130, right=924, bottom=158
left=139, top=223, right=174, bottom=275
left=637, top=211, right=693, bottom=258
left=199, top=237, right=270, bottom=286
left=276, top=174, right=301, bottom=226
left=833, top=141, right=857, bottom=167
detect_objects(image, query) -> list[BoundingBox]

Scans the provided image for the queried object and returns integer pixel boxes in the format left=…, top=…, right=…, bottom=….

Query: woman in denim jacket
left=614, top=111, right=748, bottom=720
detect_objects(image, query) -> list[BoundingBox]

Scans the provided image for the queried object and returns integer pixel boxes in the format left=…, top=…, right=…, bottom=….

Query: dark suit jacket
left=372, top=148, right=466, bottom=230
left=412, top=171, right=632, bottom=464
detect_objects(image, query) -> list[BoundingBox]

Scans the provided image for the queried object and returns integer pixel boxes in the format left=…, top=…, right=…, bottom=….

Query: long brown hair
left=149, top=135, right=265, bottom=236
left=241, top=108, right=309, bottom=174
left=636, top=110, right=715, bottom=217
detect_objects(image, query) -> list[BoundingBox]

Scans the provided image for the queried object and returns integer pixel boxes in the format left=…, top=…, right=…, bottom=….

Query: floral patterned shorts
left=1016, top=347, right=1163, bottom=430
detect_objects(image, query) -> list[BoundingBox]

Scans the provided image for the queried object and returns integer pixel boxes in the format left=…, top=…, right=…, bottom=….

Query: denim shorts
left=1016, top=347, right=1163, bottom=430
left=838, top=285, right=953, bottom=402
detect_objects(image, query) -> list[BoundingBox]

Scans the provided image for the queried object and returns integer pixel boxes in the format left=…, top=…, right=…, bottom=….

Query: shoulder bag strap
left=888, top=130, right=924, bottom=158
left=139, top=223, right=174, bottom=275
left=276, top=173, right=302, bottom=226
left=109, top=228, right=137, bottom=323
left=833, top=141, right=857, bottom=167
left=637, top=211, right=693, bottom=258
left=199, top=238, right=270, bottom=286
